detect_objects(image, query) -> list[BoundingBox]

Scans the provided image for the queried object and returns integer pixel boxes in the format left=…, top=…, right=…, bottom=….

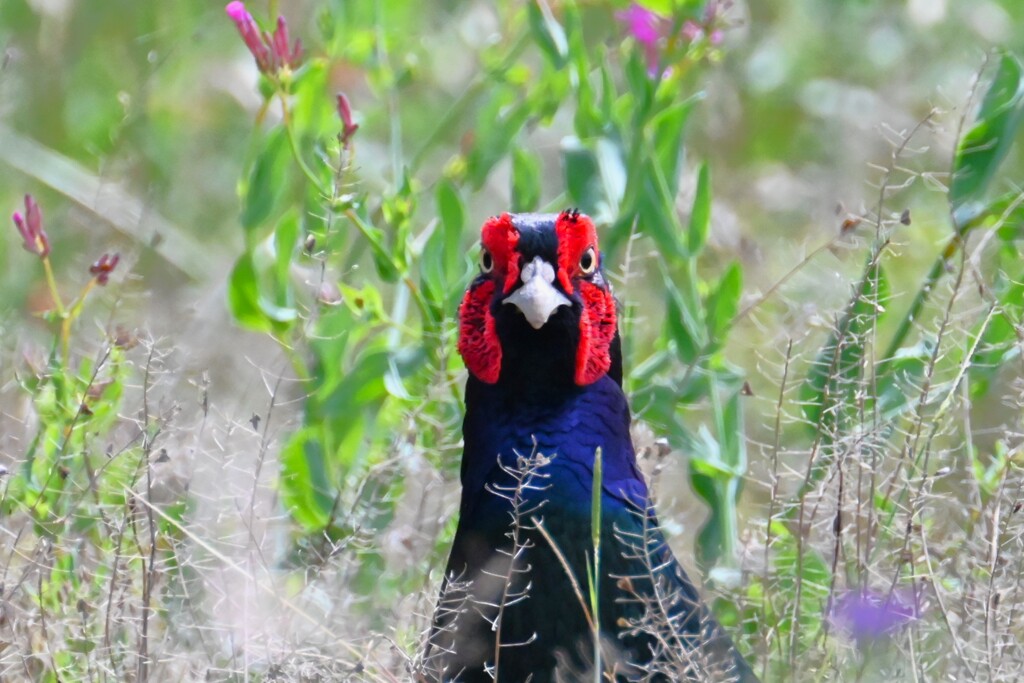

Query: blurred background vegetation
left=1, top=0, right=1023, bottom=681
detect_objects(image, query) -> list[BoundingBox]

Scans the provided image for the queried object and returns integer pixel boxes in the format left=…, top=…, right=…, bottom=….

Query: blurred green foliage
left=2, top=0, right=1024, bottom=680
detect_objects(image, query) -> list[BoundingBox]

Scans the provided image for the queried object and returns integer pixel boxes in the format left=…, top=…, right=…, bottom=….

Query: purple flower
left=225, top=2, right=301, bottom=75
left=336, top=92, right=359, bottom=147
left=89, top=253, right=120, bottom=285
left=12, top=194, right=50, bottom=258
left=832, top=590, right=917, bottom=640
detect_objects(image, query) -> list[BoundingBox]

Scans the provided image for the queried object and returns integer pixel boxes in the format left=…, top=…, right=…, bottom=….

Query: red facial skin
left=458, top=211, right=617, bottom=386
left=457, top=214, right=518, bottom=384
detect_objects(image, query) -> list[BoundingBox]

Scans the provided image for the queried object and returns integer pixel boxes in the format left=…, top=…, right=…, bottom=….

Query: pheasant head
left=457, top=210, right=619, bottom=388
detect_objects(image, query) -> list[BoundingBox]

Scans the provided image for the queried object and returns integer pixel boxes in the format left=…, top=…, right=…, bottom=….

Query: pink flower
left=225, top=2, right=301, bottom=75
left=681, top=20, right=703, bottom=42
left=270, top=16, right=302, bottom=71
left=336, top=92, right=359, bottom=147
left=89, top=253, right=120, bottom=285
left=12, top=194, right=50, bottom=258
left=226, top=2, right=270, bottom=72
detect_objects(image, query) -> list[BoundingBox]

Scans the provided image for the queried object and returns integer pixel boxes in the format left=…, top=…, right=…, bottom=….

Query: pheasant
left=427, top=211, right=758, bottom=682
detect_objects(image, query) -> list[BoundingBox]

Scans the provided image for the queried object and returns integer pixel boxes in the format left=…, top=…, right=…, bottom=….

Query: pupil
left=581, top=252, right=592, bottom=270
left=482, top=252, right=493, bottom=270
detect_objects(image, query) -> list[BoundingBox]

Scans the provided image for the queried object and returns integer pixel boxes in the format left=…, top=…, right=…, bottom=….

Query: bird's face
left=458, top=210, right=617, bottom=387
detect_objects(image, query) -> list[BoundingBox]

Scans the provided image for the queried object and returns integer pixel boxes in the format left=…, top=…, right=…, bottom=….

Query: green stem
left=710, top=385, right=739, bottom=565
left=41, top=256, right=71, bottom=361
left=41, top=257, right=66, bottom=318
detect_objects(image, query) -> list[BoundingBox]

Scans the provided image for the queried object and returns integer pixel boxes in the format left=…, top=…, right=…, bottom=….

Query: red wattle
left=575, top=281, right=616, bottom=385
left=458, top=279, right=502, bottom=384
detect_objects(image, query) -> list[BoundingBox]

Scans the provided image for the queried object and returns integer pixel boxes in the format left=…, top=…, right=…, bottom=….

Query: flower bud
left=89, top=253, right=120, bottom=285
left=226, top=2, right=302, bottom=76
left=12, top=194, right=50, bottom=258
left=336, top=92, right=359, bottom=147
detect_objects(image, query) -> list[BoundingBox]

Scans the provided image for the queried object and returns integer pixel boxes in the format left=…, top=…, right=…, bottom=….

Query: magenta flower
left=12, top=194, right=50, bottom=258
left=89, top=253, right=120, bottom=285
left=616, top=1, right=728, bottom=75
left=336, top=92, right=359, bottom=147
left=225, top=2, right=302, bottom=76
left=615, top=3, right=668, bottom=74
left=615, top=3, right=665, bottom=47
left=832, top=590, right=917, bottom=640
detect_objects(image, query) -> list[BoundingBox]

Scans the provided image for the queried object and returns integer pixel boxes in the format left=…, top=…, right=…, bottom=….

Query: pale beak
left=503, top=256, right=571, bottom=329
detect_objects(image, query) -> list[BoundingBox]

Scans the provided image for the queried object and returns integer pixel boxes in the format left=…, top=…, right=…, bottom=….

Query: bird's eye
left=480, top=248, right=494, bottom=274
left=579, top=247, right=597, bottom=275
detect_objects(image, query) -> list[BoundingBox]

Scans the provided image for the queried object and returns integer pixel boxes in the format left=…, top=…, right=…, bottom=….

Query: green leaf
left=968, top=276, right=1024, bottom=398
left=954, top=190, right=1024, bottom=241
left=623, top=47, right=656, bottom=122
left=687, top=163, right=711, bottom=255
left=511, top=147, right=542, bottom=212
left=240, top=129, right=290, bottom=241
left=527, top=1, right=568, bottom=68
left=636, top=101, right=697, bottom=260
left=226, top=215, right=299, bottom=333
left=436, top=179, right=465, bottom=281
left=705, top=261, right=742, bottom=343
left=560, top=135, right=627, bottom=224
left=562, top=136, right=603, bottom=217
left=381, top=171, right=417, bottom=272
left=227, top=253, right=273, bottom=333
left=873, top=337, right=933, bottom=421
left=466, top=89, right=530, bottom=189
left=308, top=303, right=357, bottom=389
left=951, top=52, right=1024, bottom=225
left=273, top=212, right=299, bottom=297
left=649, top=100, right=694, bottom=184
left=801, top=261, right=890, bottom=431
left=423, top=180, right=467, bottom=303
left=67, top=638, right=97, bottom=654
left=775, top=537, right=830, bottom=602
left=684, top=424, right=734, bottom=570
left=280, top=428, right=337, bottom=531
left=347, top=207, right=400, bottom=283
left=290, top=60, right=332, bottom=136
left=664, top=273, right=705, bottom=364
left=317, top=349, right=392, bottom=441
left=254, top=216, right=298, bottom=327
